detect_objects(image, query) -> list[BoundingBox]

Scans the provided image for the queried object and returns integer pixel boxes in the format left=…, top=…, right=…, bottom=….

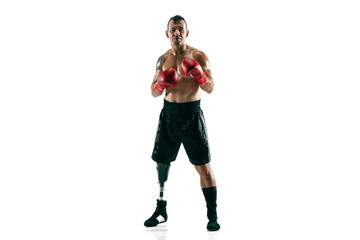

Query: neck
left=171, top=43, right=187, bottom=55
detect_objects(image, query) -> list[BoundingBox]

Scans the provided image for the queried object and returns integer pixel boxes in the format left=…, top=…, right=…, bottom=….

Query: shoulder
left=190, top=47, right=209, bottom=66
left=159, top=50, right=172, bottom=61
left=157, top=51, right=168, bottom=62
left=163, top=49, right=173, bottom=59
left=156, top=51, right=170, bottom=71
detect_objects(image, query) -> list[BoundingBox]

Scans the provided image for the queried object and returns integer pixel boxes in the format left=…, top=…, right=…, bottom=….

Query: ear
left=165, top=30, right=170, bottom=38
left=186, top=30, right=189, bottom=38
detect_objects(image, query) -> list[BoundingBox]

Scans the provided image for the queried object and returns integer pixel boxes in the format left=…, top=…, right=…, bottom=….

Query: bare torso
left=162, top=46, right=201, bottom=103
left=151, top=44, right=214, bottom=103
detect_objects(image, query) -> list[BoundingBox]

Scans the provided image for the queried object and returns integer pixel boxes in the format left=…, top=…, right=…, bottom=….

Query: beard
left=172, top=37, right=182, bottom=46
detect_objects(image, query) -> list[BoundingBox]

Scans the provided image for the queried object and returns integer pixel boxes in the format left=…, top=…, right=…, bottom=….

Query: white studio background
left=0, top=0, right=359, bottom=240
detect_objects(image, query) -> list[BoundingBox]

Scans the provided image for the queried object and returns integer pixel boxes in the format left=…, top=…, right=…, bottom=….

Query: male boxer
left=144, top=15, right=220, bottom=231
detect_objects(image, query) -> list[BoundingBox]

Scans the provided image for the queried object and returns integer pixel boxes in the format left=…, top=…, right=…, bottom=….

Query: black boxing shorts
left=151, top=99, right=211, bottom=165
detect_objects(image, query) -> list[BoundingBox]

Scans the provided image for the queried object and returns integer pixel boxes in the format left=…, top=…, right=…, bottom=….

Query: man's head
left=167, top=15, right=187, bottom=30
left=166, top=15, right=189, bottom=46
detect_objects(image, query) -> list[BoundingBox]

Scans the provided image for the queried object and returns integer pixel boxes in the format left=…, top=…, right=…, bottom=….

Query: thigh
left=181, top=110, right=211, bottom=165
left=152, top=110, right=181, bottom=164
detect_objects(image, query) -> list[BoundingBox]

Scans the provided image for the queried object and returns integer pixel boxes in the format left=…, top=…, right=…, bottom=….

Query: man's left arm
left=193, top=51, right=214, bottom=94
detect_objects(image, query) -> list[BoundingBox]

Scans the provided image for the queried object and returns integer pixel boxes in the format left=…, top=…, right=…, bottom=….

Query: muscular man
left=144, top=15, right=220, bottom=231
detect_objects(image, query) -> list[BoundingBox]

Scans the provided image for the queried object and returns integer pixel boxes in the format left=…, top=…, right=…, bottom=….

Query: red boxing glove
left=154, top=68, right=179, bottom=93
left=180, top=58, right=208, bottom=85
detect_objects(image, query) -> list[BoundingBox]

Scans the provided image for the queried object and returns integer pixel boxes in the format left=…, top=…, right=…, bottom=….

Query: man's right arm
left=151, top=55, right=164, bottom=97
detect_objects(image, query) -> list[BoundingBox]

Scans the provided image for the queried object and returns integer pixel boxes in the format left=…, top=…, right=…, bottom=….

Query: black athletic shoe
left=144, top=200, right=167, bottom=227
left=206, top=206, right=220, bottom=231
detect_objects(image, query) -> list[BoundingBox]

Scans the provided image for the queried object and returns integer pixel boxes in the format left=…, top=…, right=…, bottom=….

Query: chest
left=162, top=53, right=194, bottom=73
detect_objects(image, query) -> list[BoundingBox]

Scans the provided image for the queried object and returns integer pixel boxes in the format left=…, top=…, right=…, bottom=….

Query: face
left=166, top=20, right=189, bottom=46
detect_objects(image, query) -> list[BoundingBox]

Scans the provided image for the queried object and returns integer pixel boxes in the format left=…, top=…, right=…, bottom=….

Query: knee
left=196, top=165, right=213, bottom=179
left=202, top=170, right=213, bottom=181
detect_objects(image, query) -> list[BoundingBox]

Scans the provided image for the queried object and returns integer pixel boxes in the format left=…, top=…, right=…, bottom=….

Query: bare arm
left=151, top=55, right=164, bottom=97
left=193, top=51, right=214, bottom=94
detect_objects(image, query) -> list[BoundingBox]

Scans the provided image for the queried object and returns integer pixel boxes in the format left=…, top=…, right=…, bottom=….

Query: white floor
left=143, top=224, right=222, bottom=240
left=1, top=143, right=359, bottom=240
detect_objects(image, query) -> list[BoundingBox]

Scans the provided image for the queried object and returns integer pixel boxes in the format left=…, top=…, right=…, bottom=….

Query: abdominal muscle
left=164, top=75, right=201, bottom=103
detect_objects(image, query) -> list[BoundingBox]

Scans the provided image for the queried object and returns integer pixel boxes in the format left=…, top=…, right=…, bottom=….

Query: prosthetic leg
left=144, top=163, right=171, bottom=227
left=157, top=163, right=170, bottom=200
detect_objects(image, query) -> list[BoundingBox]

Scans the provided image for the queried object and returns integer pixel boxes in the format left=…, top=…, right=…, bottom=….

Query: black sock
left=202, top=186, right=217, bottom=208
left=202, top=187, right=220, bottom=230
